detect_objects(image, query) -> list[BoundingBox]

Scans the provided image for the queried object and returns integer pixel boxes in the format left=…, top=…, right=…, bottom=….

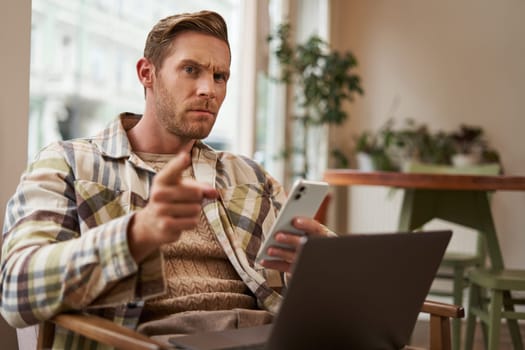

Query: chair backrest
left=0, top=318, right=18, bottom=349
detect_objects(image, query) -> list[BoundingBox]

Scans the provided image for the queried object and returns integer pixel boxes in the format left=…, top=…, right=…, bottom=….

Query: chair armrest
left=420, top=300, right=464, bottom=350
left=421, top=300, right=465, bottom=318
left=39, top=301, right=464, bottom=350
left=39, top=313, right=172, bottom=350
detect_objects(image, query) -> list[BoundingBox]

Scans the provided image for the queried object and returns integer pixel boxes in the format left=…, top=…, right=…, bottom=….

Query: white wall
left=0, top=0, right=31, bottom=347
left=330, top=0, right=525, bottom=268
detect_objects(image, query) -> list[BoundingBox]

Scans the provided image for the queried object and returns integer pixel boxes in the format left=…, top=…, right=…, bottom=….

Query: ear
left=136, top=57, right=155, bottom=88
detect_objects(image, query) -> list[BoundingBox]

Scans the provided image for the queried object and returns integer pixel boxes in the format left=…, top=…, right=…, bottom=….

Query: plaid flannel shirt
left=1, top=113, right=286, bottom=349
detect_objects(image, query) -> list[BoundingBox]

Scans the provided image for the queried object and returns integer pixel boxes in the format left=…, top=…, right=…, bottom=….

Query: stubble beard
left=155, top=82, right=216, bottom=140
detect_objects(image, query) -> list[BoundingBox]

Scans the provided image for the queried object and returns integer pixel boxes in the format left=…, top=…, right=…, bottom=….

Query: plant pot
left=356, top=152, right=375, bottom=171
left=451, top=153, right=480, bottom=168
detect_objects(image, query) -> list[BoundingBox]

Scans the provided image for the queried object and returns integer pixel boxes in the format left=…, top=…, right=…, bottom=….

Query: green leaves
left=268, top=22, right=363, bottom=177
left=354, top=119, right=501, bottom=171
left=269, top=23, right=363, bottom=127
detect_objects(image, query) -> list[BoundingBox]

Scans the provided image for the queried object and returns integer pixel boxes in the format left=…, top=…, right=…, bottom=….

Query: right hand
left=128, top=152, right=218, bottom=262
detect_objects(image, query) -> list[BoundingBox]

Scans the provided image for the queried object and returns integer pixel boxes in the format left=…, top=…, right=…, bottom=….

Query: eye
left=214, top=73, right=227, bottom=82
left=184, top=65, right=197, bottom=75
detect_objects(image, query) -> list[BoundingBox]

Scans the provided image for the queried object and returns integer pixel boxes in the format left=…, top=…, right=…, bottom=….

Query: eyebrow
left=179, top=59, right=230, bottom=78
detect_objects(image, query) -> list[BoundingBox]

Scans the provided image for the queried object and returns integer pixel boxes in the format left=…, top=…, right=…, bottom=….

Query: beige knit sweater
left=137, top=153, right=257, bottom=323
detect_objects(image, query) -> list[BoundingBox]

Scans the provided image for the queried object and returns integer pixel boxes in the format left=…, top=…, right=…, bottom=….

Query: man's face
left=152, top=31, right=230, bottom=140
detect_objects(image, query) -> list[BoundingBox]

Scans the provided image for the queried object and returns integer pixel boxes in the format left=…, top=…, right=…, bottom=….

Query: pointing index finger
left=154, top=152, right=191, bottom=186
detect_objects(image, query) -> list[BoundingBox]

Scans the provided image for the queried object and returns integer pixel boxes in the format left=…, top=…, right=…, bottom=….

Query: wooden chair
left=36, top=300, right=463, bottom=350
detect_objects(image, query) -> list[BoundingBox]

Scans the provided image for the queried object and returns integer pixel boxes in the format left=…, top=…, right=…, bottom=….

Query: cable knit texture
left=138, top=155, right=257, bottom=323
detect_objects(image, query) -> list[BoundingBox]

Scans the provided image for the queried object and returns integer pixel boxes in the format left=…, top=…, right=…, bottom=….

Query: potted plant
left=269, top=23, right=363, bottom=179
left=354, top=121, right=396, bottom=171
left=354, top=118, right=456, bottom=171
left=354, top=120, right=501, bottom=171
left=449, top=124, right=500, bottom=167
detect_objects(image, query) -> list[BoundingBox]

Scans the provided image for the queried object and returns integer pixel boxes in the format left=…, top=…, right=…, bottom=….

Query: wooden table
left=323, top=169, right=525, bottom=269
left=323, top=170, right=525, bottom=191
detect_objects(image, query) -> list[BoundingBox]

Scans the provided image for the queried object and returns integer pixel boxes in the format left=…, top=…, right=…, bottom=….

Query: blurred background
left=2, top=1, right=525, bottom=348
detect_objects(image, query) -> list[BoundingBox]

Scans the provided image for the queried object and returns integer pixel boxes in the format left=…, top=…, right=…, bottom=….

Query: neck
left=127, top=113, right=196, bottom=155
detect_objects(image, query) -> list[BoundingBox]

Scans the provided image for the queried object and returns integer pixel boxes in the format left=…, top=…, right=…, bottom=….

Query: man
left=0, top=10, right=329, bottom=348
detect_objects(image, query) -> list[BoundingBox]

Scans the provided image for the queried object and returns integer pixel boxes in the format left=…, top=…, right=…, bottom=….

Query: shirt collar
left=92, top=112, right=218, bottom=165
left=92, top=112, right=140, bottom=159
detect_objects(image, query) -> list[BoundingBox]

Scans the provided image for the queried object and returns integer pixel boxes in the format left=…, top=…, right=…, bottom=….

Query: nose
left=196, top=74, right=216, bottom=99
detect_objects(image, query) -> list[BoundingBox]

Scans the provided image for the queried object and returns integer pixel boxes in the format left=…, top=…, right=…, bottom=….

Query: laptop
left=169, top=230, right=452, bottom=350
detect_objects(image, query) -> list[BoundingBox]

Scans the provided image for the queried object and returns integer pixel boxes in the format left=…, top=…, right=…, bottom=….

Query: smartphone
left=255, top=179, right=329, bottom=263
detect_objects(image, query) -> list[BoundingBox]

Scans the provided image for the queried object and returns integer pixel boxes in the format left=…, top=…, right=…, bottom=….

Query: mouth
left=189, top=109, right=215, bottom=118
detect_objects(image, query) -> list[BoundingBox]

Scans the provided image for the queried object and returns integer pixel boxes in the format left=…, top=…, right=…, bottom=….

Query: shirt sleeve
left=0, top=146, right=164, bottom=328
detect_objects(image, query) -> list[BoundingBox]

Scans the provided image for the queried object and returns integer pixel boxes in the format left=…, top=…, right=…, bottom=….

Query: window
left=28, top=0, right=245, bottom=160
left=255, top=0, right=330, bottom=184
left=254, top=0, right=288, bottom=180
left=29, top=0, right=329, bottom=185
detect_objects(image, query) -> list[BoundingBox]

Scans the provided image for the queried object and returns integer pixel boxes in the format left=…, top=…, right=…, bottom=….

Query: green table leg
left=399, top=189, right=522, bottom=350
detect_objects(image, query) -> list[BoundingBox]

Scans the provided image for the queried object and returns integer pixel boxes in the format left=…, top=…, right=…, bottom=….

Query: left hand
left=259, top=216, right=328, bottom=273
